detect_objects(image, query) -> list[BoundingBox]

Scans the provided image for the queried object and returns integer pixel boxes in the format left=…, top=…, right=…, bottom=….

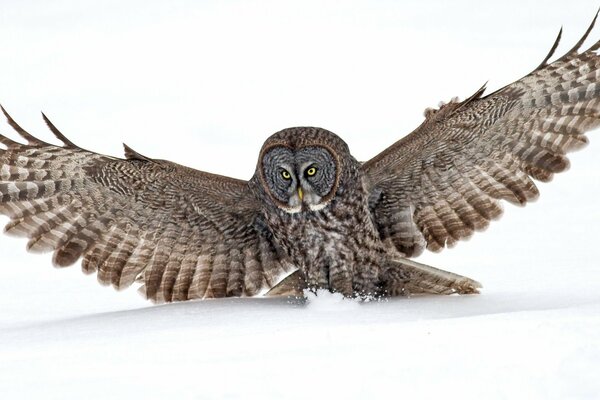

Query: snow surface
left=1, top=1, right=600, bottom=399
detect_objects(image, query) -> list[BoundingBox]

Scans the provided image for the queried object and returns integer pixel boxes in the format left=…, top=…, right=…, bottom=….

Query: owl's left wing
left=0, top=109, right=297, bottom=302
left=362, top=18, right=600, bottom=257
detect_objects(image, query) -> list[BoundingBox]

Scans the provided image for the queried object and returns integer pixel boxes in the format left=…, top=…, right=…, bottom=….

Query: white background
left=1, top=1, right=599, bottom=399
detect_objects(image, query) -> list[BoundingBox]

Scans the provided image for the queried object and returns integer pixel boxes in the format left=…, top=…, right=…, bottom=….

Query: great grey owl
left=1, top=18, right=600, bottom=302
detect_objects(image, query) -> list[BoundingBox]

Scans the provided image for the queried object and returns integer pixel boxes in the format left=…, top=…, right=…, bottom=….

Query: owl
left=1, top=19, right=600, bottom=302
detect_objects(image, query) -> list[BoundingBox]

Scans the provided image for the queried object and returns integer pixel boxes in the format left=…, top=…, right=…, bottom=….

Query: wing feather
left=363, top=17, right=600, bottom=257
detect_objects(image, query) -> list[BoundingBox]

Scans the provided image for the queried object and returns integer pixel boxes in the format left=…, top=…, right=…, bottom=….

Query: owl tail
left=392, top=258, right=482, bottom=296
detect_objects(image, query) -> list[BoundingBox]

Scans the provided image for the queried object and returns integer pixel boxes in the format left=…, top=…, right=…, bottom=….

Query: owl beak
left=297, top=187, right=304, bottom=201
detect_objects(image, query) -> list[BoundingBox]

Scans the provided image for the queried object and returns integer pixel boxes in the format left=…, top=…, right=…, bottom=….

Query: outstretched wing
left=0, top=109, right=296, bottom=302
left=362, top=16, right=600, bottom=257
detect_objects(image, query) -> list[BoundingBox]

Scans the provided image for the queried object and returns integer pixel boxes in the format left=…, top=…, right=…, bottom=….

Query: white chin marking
left=308, top=203, right=328, bottom=211
left=282, top=205, right=302, bottom=214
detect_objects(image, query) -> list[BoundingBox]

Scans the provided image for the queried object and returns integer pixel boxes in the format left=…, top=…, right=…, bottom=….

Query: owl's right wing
left=0, top=109, right=296, bottom=302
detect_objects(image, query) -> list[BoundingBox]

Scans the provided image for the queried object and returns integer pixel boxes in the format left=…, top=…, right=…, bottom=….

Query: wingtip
left=40, top=110, right=49, bottom=124
left=535, top=26, right=563, bottom=71
left=0, top=104, right=10, bottom=119
left=40, top=111, right=77, bottom=148
left=533, top=8, right=600, bottom=72
left=471, top=81, right=488, bottom=100
left=563, top=9, right=599, bottom=57
left=122, top=142, right=134, bottom=155
left=0, top=105, right=46, bottom=145
left=123, top=142, right=154, bottom=162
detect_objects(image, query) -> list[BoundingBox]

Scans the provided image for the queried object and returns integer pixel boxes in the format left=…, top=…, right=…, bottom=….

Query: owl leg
left=382, top=258, right=481, bottom=296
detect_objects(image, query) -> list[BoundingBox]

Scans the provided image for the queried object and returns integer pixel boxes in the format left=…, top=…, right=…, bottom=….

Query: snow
left=1, top=1, right=600, bottom=399
left=2, top=291, right=600, bottom=399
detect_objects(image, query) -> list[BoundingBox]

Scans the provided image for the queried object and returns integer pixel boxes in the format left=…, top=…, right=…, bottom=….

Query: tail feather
left=393, top=258, right=482, bottom=296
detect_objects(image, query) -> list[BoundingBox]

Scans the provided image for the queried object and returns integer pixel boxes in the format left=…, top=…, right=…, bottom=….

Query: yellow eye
left=306, top=167, right=317, bottom=177
left=281, top=170, right=291, bottom=180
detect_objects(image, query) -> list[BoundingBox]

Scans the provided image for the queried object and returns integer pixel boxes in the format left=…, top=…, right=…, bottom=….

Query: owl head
left=254, top=127, right=355, bottom=214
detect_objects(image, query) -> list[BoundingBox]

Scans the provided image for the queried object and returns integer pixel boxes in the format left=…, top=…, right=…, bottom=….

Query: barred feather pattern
left=0, top=113, right=295, bottom=302
left=363, top=17, right=600, bottom=256
left=3, top=17, right=600, bottom=302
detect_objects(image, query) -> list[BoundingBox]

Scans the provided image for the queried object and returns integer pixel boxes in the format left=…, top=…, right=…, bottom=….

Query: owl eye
left=306, top=166, right=317, bottom=177
left=281, top=170, right=292, bottom=180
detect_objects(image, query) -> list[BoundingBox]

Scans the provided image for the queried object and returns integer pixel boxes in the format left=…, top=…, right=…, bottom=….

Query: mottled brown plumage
left=1, top=16, right=600, bottom=302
